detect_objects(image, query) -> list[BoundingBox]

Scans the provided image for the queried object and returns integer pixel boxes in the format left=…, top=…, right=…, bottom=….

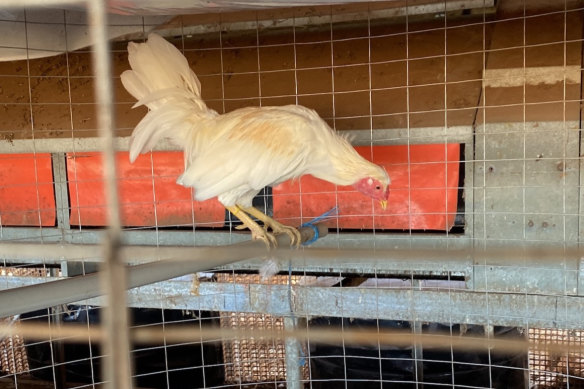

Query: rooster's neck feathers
left=308, top=126, right=388, bottom=187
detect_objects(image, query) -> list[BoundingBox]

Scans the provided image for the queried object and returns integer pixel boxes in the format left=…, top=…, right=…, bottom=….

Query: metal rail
left=87, top=1, right=132, bottom=388
left=85, top=281, right=584, bottom=330
left=0, top=224, right=327, bottom=318
left=0, top=0, right=85, bottom=6
left=2, top=243, right=582, bottom=298
left=0, top=126, right=474, bottom=154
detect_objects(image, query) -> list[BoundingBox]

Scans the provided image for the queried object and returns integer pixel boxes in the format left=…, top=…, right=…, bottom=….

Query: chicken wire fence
left=0, top=0, right=584, bottom=388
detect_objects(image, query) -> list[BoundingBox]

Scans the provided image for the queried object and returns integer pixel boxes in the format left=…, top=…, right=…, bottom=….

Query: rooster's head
left=354, top=170, right=391, bottom=209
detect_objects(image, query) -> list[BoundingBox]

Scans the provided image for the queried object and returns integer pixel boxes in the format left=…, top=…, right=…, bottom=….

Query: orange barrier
left=0, top=153, right=55, bottom=226
left=67, top=152, right=225, bottom=227
left=1, top=145, right=460, bottom=231
left=273, top=144, right=460, bottom=231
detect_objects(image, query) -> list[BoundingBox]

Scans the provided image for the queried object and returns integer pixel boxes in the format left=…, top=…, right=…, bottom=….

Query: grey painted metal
left=0, top=225, right=327, bottom=317
left=580, top=257, right=584, bottom=296
left=413, top=321, right=424, bottom=389
left=580, top=118, right=584, bottom=249
left=412, top=280, right=424, bottom=388
left=473, top=122, right=580, bottom=247
left=0, top=254, right=241, bottom=318
left=0, top=0, right=85, bottom=6
left=0, top=226, right=473, bottom=277
left=3, top=241, right=584, bottom=296
left=221, top=245, right=473, bottom=274
left=51, top=153, right=71, bottom=232
left=182, top=0, right=494, bottom=36
left=0, top=228, right=251, bottom=246
left=51, top=153, right=77, bottom=276
left=473, top=263, right=579, bottom=295
left=284, top=316, right=302, bottom=389
left=0, top=242, right=267, bottom=265
left=350, top=126, right=472, bottom=147
left=463, top=138, right=474, bottom=289
left=0, top=226, right=470, bottom=248
left=2, top=246, right=581, bottom=295
left=0, top=0, right=494, bottom=39
left=1, top=137, right=133, bottom=154
left=3, top=258, right=582, bottom=329
left=75, top=282, right=584, bottom=330
left=0, top=127, right=473, bottom=154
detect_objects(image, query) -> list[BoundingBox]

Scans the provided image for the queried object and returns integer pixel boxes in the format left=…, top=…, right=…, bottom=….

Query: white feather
left=259, top=258, right=280, bottom=280
left=121, top=34, right=216, bottom=162
left=123, top=33, right=390, bottom=209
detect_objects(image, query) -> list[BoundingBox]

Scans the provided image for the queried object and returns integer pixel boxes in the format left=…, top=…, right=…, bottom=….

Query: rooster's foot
left=240, top=206, right=302, bottom=247
left=235, top=221, right=300, bottom=246
left=226, top=205, right=278, bottom=248
left=251, top=229, right=278, bottom=248
left=266, top=223, right=301, bottom=247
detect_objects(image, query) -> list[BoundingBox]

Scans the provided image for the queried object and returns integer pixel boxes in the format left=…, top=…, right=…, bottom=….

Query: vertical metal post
left=413, top=320, right=424, bottom=388
left=284, top=316, right=301, bottom=389
left=54, top=151, right=98, bottom=276
left=51, top=153, right=70, bottom=233
left=412, top=280, right=424, bottom=388
left=51, top=304, right=67, bottom=389
left=485, top=324, right=494, bottom=389
left=51, top=153, right=72, bottom=277
left=87, top=1, right=133, bottom=389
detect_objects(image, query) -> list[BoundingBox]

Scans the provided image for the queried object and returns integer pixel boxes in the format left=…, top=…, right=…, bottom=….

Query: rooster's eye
left=375, top=186, right=380, bottom=190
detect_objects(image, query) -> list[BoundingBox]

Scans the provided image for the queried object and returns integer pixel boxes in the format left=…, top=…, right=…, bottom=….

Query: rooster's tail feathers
left=128, top=106, right=193, bottom=163
left=121, top=33, right=213, bottom=162
left=122, top=33, right=202, bottom=101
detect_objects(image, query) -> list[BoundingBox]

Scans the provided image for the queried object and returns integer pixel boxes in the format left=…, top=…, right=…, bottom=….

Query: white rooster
left=121, top=33, right=390, bottom=246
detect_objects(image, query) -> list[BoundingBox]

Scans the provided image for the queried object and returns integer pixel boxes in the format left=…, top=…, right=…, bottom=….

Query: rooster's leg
left=225, top=205, right=277, bottom=247
left=239, top=206, right=302, bottom=247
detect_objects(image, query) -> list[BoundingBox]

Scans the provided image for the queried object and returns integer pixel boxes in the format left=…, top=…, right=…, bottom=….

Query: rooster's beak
left=379, top=200, right=387, bottom=210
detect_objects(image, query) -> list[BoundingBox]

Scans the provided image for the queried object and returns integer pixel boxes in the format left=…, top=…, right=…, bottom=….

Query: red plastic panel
left=273, top=144, right=461, bottom=231
left=68, top=151, right=225, bottom=227
left=0, top=153, right=56, bottom=226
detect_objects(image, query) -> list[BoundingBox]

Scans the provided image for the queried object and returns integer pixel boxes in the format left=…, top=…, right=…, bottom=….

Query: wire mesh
left=0, top=0, right=584, bottom=388
left=529, top=328, right=584, bottom=388
left=217, top=273, right=310, bottom=384
left=0, top=319, right=29, bottom=375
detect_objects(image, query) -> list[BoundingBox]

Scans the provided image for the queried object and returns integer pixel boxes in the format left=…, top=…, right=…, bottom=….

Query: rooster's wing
left=177, top=105, right=325, bottom=207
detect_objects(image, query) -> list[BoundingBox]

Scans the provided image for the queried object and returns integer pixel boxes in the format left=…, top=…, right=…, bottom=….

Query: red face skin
left=353, top=177, right=390, bottom=201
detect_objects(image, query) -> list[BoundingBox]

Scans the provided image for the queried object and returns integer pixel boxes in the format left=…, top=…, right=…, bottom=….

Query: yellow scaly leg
left=239, top=206, right=302, bottom=247
left=225, top=205, right=277, bottom=247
